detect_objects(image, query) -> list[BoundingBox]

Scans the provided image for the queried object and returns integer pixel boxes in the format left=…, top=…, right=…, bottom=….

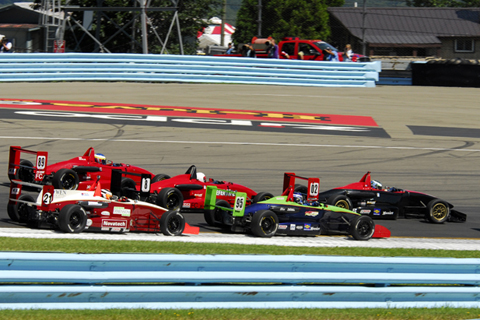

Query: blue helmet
left=293, top=192, right=303, bottom=204
left=371, top=179, right=383, bottom=190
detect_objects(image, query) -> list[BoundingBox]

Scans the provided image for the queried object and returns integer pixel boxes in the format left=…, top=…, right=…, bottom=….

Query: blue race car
left=204, top=173, right=390, bottom=240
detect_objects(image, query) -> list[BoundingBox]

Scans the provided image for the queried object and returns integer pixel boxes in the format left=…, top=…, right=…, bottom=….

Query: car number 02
left=141, top=177, right=151, bottom=193
left=309, top=182, right=319, bottom=197
left=235, top=196, right=245, bottom=211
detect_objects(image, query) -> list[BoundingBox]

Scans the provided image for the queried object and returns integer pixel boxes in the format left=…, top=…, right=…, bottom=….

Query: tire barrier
left=0, top=53, right=381, bottom=87
left=1, top=252, right=479, bottom=310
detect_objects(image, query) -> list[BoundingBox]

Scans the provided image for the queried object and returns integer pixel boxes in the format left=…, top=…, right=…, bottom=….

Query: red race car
left=8, top=169, right=199, bottom=235
left=8, top=146, right=164, bottom=192
left=146, top=165, right=273, bottom=226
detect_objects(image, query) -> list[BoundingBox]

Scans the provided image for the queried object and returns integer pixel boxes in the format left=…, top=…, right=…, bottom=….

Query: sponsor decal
left=290, top=224, right=296, bottom=231
left=311, top=227, right=320, bottom=231
left=305, top=211, right=319, bottom=217
left=35, top=171, right=44, bottom=180
left=194, top=193, right=203, bottom=197
left=113, top=207, right=131, bottom=217
left=296, top=225, right=304, bottom=230
left=373, top=208, right=381, bottom=216
left=367, top=201, right=376, bottom=205
left=276, top=197, right=285, bottom=200
left=1, top=98, right=379, bottom=127
left=86, top=219, right=93, bottom=227
left=101, top=211, right=110, bottom=216
left=360, top=209, right=371, bottom=214
left=102, top=220, right=127, bottom=228
left=304, top=224, right=312, bottom=230
left=383, top=211, right=394, bottom=215
left=54, top=190, right=67, bottom=198
left=10, top=188, right=20, bottom=195
left=182, top=203, right=191, bottom=208
left=278, top=224, right=288, bottom=230
left=81, top=192, right=91, bottom=196
left=359, top=201, right=366, bottom=206
left=8, top=168, right=16, bottom=175
left=216, top=190, right=236, bottom=197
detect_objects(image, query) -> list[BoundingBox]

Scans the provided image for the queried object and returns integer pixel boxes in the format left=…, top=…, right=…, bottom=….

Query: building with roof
left=0, top=2, right=44, bottom=52
left=328, top=7, right=480, bottom=59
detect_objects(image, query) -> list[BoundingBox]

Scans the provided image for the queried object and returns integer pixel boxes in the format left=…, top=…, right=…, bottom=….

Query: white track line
left=1, top=136, right=480, bottom=153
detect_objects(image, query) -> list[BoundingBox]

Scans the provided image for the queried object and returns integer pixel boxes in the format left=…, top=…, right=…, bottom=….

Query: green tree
left=63, top=0, right=221, bottom=53
left=233, top=0, right=344, bottom=45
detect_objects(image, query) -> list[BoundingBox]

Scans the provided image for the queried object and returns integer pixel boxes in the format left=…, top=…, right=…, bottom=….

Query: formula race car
left=146, top=165, right=273, bottom=226
left=7, top=169, right=199, bottom=235
left=204, top=172, right=390, bottom=240
left=8, top=146, right=164, bottom=191
left=304, top=171, right=467, bottom=224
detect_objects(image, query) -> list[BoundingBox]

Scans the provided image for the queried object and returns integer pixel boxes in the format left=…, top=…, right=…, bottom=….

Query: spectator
left=0, top=36, right=13, bottom=53
left=266, top=39, right=279, bottom=58
left=343, top=44, right=353, bottom=62
left=242, top=43, right=256, bottom=58
left=323, top=47, right=338, bottom=62
left=226, top=42, right=234, bottom=54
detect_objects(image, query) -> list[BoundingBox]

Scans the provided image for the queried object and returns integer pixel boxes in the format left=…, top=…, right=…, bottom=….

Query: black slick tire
left=328, top=195, right=352, bottom=210
left=52, top=168, right=79, bottom=190
left=58, top=204, right=87, bottom=233
left=156, top=187, right=184, bottom=210
left=160, top=210, right=185, bottom=236
left=152, top=174, right=171, bottom=183
left=349, top=215, right=375, bottom=240
left=251, top=210, right=278, bottom=238
left=426, top=199, right=450, bottom=224
left=7, top=194, right=35, bottom=223
left=252, top=192, right=274, bottom=203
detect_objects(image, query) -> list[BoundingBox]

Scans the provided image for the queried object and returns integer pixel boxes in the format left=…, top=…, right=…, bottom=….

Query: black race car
left=299, top=172, right=466, bottom=224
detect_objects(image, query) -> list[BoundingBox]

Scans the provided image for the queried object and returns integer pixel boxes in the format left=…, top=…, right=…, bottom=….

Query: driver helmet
left=371, top=179, right=383, bottom=190
left=196, top=172, right=206, bottom=182
left=94, top=153, right=107, bottom=165
left=293, top=192, right=303, bottom=204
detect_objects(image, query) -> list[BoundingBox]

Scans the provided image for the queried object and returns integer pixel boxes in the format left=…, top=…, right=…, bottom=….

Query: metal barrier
left=0, top=252, right=479, bottom=310
left=0, top=53, right=381, bottom=87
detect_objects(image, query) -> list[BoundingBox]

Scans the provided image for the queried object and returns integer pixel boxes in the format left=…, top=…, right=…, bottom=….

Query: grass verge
left=1, top=237, right=479, bottom=257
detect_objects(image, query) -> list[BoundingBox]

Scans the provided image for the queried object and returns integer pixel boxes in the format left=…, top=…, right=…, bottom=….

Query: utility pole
left=221, top=0, right=226, bottom=46
left=140, top=0, right=148, bottom=54
left=257, top=0, right=262, bottom=37
left=361, top=0, right=366, bottom=56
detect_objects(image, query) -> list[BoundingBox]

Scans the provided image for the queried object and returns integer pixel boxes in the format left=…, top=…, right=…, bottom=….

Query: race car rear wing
left=204, top=185, right=247, bottom=217
left=9, top=179, right=54, bottom=212
left=110, top=169, right=152, bottom=199
left=282, top=172, right=320, bottom=203
left=8, top=146, right=48, bottom=182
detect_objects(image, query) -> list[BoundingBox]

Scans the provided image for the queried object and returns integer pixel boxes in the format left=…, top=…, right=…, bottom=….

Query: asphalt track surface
left=0, top=82, right=479, bottom=241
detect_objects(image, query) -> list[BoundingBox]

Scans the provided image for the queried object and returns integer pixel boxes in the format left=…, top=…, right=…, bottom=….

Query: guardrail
left=0, top=53, right=381, bottom=87
left=1, top=252, right=479, bottom=310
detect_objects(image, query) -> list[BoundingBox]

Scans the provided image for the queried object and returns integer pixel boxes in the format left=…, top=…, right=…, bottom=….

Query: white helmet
left=371, top=179, right=383, bottom=190
left=196, top=172, right=206, bottom=182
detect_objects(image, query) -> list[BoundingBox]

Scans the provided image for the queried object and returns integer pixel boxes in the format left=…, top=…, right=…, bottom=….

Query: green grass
left=1, top=237, right=479, bottom=319
left=1, top=307, right=480, bottom=320
left=1, top=237, right=480, bottom=258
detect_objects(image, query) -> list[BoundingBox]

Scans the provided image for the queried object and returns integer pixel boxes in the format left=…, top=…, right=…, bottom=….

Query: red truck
left=220, top=37, right=370, bottom=62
